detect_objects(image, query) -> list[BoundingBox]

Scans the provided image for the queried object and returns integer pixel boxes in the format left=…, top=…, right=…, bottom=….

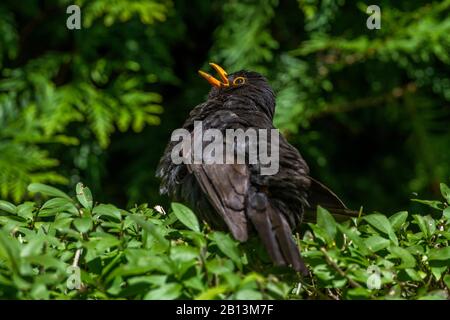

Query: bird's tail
left=247, top=190, right=308, bottom=275
left=303, top=177, right=360, bottom=222
left=245, top=179, right=357, bottom=275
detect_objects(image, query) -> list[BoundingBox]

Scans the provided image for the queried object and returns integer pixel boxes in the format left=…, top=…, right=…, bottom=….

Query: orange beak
left=198, top=63, right=229, bottom=88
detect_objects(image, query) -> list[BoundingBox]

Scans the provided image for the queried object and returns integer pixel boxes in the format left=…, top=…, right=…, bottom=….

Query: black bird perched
left=157, top=63, right=354, bottom=274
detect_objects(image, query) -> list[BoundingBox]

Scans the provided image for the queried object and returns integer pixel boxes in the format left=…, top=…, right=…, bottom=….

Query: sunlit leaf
left=317, top=206, right=337, bottom=245
left=144, top=283, right=181, bottom=300
left=76, top=183, right=93, bottom=210
left=389, top=211, right=408, bottom=231
left=73, top=217, right=93, bottom=233
left=28, top=183, right=71, bottom=200
left=363, top=214, right=398, bottom=245
left=171, top=202, right=200, bottom=232
left=209, top=232, right=242, bottom=269
left=440, top=183, right=450, bottom=203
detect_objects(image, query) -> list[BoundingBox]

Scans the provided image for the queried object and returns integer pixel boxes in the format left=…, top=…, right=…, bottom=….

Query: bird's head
left=198, top=63, right=276, bottom=119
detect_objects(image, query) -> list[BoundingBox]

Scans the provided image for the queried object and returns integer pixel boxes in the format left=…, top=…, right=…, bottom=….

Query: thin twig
left=311, top=82, right=417, bottom=120
left=320, top=247, right=361, bottom=288
left=327, top=288, right=340, bottom=300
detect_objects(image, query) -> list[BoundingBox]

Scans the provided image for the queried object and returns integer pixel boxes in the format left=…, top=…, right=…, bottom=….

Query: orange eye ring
left=233, top=77, right=246, bottom=86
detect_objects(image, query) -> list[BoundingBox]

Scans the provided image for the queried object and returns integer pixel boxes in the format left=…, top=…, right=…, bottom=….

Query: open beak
left=198, top=63, right=229, bottom=88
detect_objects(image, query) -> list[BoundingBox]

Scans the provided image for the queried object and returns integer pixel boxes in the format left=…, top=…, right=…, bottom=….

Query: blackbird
left=157, top=63, right=354, bottom=274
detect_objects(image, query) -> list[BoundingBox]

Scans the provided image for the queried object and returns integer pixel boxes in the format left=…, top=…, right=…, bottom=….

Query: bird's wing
left=187, top=162, right=250, bottom=241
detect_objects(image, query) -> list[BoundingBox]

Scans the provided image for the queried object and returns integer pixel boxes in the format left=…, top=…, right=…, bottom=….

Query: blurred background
left=0, top=0, right=449, bottom=214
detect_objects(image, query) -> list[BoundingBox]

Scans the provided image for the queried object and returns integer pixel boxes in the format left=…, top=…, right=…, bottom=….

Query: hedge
left=0, top=183, right=449, bottom=299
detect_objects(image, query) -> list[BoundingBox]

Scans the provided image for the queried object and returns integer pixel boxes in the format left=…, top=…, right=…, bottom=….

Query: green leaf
left=209, top=231, right=242, bottom=268
left=87, top=234, right=121, bottom=252
left=144, top=283, right=181, bottom=300
left=413, top=215, right=435, bottom=238
left=0, top=230, right=20, bottom=271
left=423, top=215, right=436, bottom=236
left=171, top=202, right=200, bottom=232
left=440, top=183, right=450, bottom=203
left=443, top=275, right=450, bottom=290
left=389, top=211, right=408, bottom=231
left=404, top=268, right=422, bottom=282
left=28, top=183, right=71, bottom=200
left=316, top=206, right=337, bottom=244
left=73, top=217, right=93, bottom=233
left=93, top=204, right=122, bottom=221
left=20, top=236, right=44, bottom=258
left=308, top=224, right=330, bottom=245
left=179, top=230, right=207, bottom=248
left=346, top=287, right=372, bottom=299
left=443, top=207, right=450, bottom=220
left=411, top=199, right=444, bottom=210
left=413, top=215, right=428, bottom=238
left=428, top=247, right=450, bottom=262
left=235, top=289, right=263, bottom=300
left=195, top=286, right=227, bottom=300
left=363, top=214, right=398, bottom=245
left=430, top=265, right=447, bottom=281
left=206, top=258, right=234, bottom=275
left=76, top=183, right=93, bottom=210
left=417, top=290, right=448, bottom=300
left=364, top=235, right=390, bottom=252
left=26, top=254, right=66, bottom=270
left=313, top=264, right=334, bottom=283
left=184, top=276, right=206, bottom=292
left=129, top=215, right=169, bottom=250
left=39, top=197, right=77, bottom=216
left=0, top=200, right=17, bottom=214
left=127, top=275, right=168, bottom=287
left=52, top=216, right=73, bottom=231
left=17, top=202, right=34, bottom=221
left=336, top=224, right=370, bottom=255
left=388, top=246, right=416, bottom=269
left=170, top=246, right=198, bottom=276
left=30, top=283, right=49, bottom=300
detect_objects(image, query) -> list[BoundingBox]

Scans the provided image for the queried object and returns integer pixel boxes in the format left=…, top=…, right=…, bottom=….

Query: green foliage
left=0, top=183, right=448, bottom=299
left=0, top=0, right=167, bottom=201
left=211, top=0, right=279, bottom=72
left=76, top=0, right=170, bottom=27
left=0, top=183, right=290, bottom=299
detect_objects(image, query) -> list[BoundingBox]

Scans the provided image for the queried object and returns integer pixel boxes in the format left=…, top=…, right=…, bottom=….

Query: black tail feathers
left=245, top=179, right=357, bottom=275
left=247, top=191, right=308, bottom=275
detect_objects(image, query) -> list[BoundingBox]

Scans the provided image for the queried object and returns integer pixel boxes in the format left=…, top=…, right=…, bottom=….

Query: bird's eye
left=233, top=77, right=246, bottom=86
